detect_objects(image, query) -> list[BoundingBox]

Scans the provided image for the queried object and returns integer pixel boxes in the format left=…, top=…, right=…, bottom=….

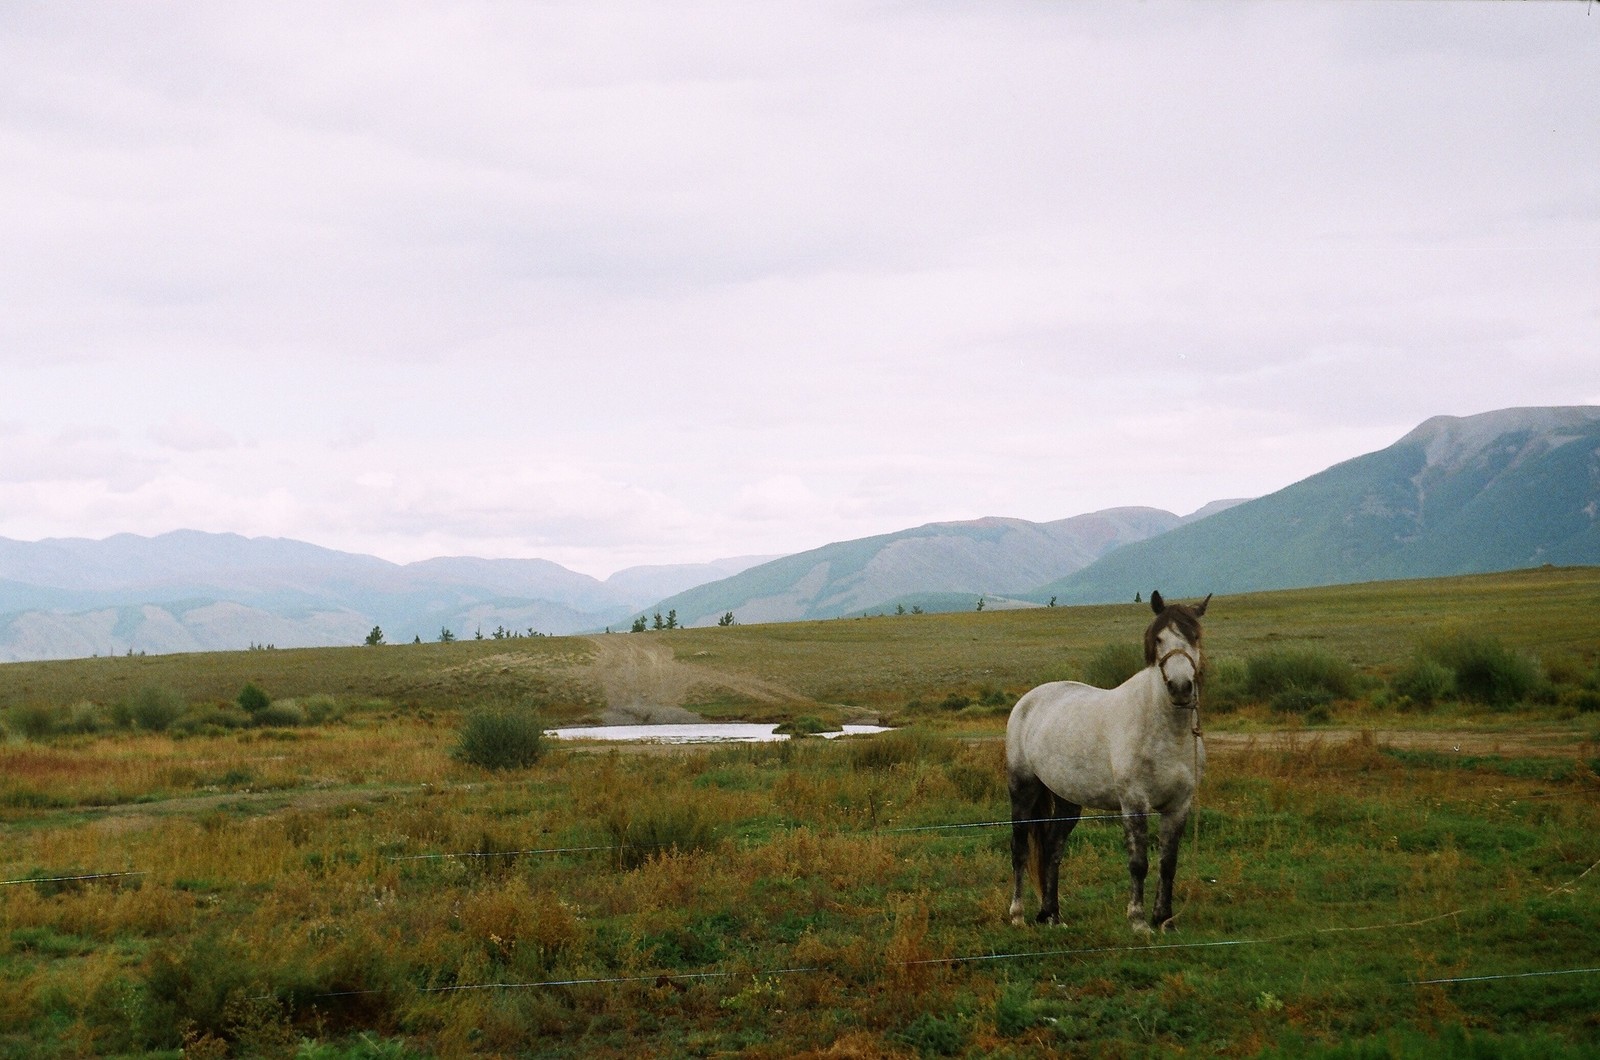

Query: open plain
left=2, top=567, right=1598, bottom=1057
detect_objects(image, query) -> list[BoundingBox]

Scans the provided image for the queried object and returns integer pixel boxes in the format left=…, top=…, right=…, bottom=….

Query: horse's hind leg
left=1008, top=772, right=1044, bottom=925
left=1153, top=807, right=1190, bottom=931
left=1009, top=774, right=1079, bottom=926
left=1035, top=799, right=1081, bottom=926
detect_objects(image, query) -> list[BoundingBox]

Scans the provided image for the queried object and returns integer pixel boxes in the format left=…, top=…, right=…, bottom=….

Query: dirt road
left=582, top=635, right=820, bottom=724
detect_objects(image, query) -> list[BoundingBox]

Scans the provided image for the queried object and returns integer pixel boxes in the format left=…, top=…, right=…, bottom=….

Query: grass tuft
left=1082, top=642, right=1145, bottom=689
left=452, top=702, right=546, bottom=770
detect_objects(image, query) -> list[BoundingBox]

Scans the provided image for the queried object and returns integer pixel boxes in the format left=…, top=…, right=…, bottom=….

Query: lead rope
left=1191, top=663, right=1203, bottom=855
left=1190, top=701, right=1203, bottom=858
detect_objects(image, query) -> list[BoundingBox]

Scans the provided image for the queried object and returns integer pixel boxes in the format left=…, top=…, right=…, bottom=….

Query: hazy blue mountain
left=0, top=535, right=772, bottom=661
left=641, top=508, right=1188, bottom=627
left=603, top=557, right=781, bottom=606
left=1031, top=406, right=1600, bottom=604
left=6, top=405, right=1593, bottom=660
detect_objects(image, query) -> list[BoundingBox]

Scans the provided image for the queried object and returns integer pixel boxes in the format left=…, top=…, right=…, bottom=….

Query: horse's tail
left=1026, top=788, right=1057, bottom=899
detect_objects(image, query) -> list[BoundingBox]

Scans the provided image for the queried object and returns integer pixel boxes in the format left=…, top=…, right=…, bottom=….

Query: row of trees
left=364, top=625, right=547, bottom=646
left=628, top=610, right=737, bottom=632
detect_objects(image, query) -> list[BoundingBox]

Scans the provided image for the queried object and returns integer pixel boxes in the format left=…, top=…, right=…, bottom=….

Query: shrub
left=846, top=728, right=950, bottom=771
left=173, top=705, right=250, bottom=735
left=237, top=683, right=271, bottom=716
left=604, top=801, right=720, bottom=870
left=136, top=934, right=257, bottom=1048
left=897, top=1012, right=966, bottom=1056
left=995, top=983, right=1045, bottom=1037
left=774, top=716, right=840, bottom=737
left=9, top=703, right=60, bottom=740
left=453, top=703, right=546, bottom=770
left=1270, top=684, right=1335, bottom=717
left=254, top=700, right=306, bottom=728
left=1246, top=648, right=1354, bottom=701
left=1560, top=688, right=1600, bottom=714
left=130, top=686, right=187, bottom=732
left=1419, top=631, right=1542, bottom=709
left=302, top=693, right=344, bottom=724
left=1202, top=657, right=1248, bottom=713
left=1391, top=658, right=1455, bottom=707
left=1083, top=642, right=1144, bottom=689
left=978, top=685, right=1012, bottom=708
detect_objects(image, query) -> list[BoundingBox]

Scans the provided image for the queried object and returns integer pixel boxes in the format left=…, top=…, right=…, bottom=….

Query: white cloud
left=1, top=2, right=1596, bottom=572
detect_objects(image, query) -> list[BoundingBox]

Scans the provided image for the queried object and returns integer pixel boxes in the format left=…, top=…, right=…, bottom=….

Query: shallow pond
left=546, top=722, right=891, bottom=745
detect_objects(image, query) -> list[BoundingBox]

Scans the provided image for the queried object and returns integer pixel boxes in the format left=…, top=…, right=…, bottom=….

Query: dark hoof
left=1035, top=910, right=1060, bottom=926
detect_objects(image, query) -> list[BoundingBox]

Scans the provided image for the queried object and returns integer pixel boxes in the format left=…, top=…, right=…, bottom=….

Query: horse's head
left=1144, top=590, right=1211, bottom=707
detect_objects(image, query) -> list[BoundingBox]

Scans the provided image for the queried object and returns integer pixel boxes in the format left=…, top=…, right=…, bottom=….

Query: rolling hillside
left=643, top=507, right=1194, bottom=627
left=1032, top=406, right=1600, bottom=604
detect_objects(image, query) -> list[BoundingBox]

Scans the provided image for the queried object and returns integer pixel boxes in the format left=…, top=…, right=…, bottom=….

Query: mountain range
left=0, top=538, right=768, bottom=662
left=1029, top=405, right=1600, bottom=604
left=1, top=406, right=1596, bottom=662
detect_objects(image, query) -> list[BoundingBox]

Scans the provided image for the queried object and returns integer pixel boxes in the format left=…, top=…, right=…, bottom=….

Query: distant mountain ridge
left=0, top=537, right=770, bottom=662
left=3, top=406, right=1594, bottom=662
left=1031, top=406, right=1600, bottom=604
left=643, top=507, right=1204, bottom=627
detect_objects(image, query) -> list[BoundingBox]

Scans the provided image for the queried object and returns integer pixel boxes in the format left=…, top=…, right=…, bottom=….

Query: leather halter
left=1157, top=645, right=1200, bottom=702
left=1156, top=644, right=1204, bottom=736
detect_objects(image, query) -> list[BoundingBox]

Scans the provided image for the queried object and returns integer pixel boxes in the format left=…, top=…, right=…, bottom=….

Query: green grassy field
left=1, top=568, right=1598, bottom=1057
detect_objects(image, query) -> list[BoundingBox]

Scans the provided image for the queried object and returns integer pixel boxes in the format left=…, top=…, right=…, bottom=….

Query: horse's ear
left=1149, top=590, right=1164, bottom=614
left=1193, top=593, right=1212, bottom=617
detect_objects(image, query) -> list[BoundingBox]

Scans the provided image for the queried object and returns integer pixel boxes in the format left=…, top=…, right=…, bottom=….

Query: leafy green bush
left=604, top=801, right=720, bottom=871
left=9, top=703, right=60, bottom=739
left=1391, top=658, right=1455, bottom=707
left=1202, top=657, right=1248, bottom=713
left=302, top=693, right=344, bottom=724
left=255, top=699, right=307, bottom=727
left=896, top=1012, right=966, bottom=1056
left=173, top=705, right=251, bottom=735
left=1246, top=648, right=1354, bottom=701
left=846, top=728, right=950, bottom=771
left=129, top=686, right=187, bottom=732
left=1083, top=642, right=1144, bottom=689
left=1271, top=684, right=1335, bottom=719
left=136, top=933, right=258, bottom=1048
left=774, top=715, right=839, bottom=737
left=237, top=682, right=271, bottom=716
left=994, top=983, right=1046, bottom=1037
left=453, top=703, right=546, bottom=770
left=1419, top=631, right=1542, bottom=709
left=978, top=685, right=1013, bottom=708
left=1561, top=688, right=1600, bottom=714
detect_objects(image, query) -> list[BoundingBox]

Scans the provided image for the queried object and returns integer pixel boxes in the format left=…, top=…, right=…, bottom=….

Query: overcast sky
left=2, top=2, right=1597, bottom=577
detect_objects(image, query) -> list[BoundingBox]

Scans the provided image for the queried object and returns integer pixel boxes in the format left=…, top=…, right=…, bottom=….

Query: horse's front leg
left=1153, top=807, right=1190, bottom=931
left=1121, top=809, right=1152, bottom=935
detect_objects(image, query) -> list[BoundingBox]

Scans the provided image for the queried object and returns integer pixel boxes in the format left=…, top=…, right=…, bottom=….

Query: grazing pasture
left=1, top=568, right=1598, bottom=1056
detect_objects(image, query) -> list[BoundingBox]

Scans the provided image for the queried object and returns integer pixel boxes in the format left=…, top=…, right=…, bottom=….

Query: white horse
left=1006, top=591, right=1210, bottom=932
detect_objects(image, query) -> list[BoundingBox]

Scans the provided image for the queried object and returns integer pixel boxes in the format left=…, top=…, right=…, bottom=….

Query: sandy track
left=582, top=635, right=823, bottom=724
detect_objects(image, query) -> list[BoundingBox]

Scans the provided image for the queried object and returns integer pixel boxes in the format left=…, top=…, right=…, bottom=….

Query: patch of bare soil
left=1204, top=726, right=1592, bottom=758
left=583, top=636, right=708, bottom=723
left=582, top=635, right=823, bottom=724
left=75, top=783, right=425, bottom=836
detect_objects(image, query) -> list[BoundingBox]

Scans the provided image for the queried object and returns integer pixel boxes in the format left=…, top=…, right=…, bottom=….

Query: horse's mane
left=1142, top=594, right=1208, bottom=666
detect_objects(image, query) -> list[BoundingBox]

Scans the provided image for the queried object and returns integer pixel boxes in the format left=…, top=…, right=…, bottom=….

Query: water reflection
left=546, top=723, right=891, bottom=745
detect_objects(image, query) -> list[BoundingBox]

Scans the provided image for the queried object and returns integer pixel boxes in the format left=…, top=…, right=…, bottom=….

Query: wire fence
left=8, top=766, right=1600, bottom=1005
left=0, top=870, right=144, bottom=888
